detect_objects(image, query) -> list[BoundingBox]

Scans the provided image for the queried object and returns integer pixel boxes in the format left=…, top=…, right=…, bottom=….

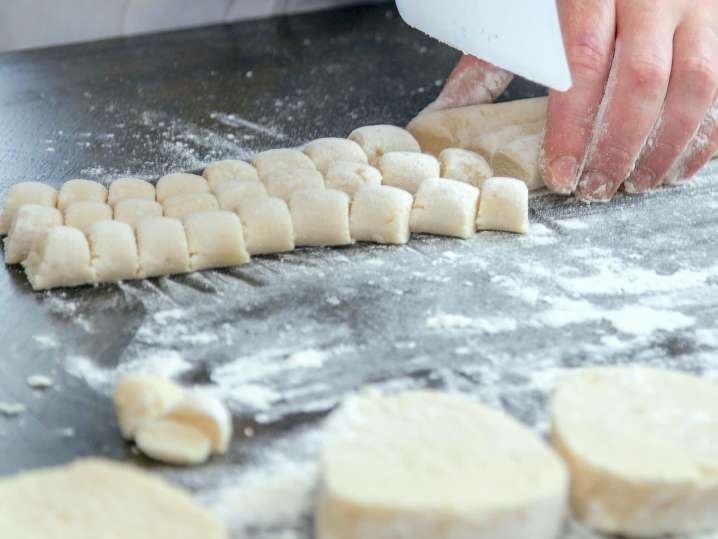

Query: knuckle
left=680, top=56, right=718, bottom=97
left=568, top=33, right=610, bottom=78
left=627, top=55, right=670, bottom=91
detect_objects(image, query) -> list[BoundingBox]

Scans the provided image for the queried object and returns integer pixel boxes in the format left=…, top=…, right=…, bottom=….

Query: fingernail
left=546, top=156, right=578, bottom=193
left=624, top=167, right=656, bottom=194
left=576, top=172, right=614, bottom=203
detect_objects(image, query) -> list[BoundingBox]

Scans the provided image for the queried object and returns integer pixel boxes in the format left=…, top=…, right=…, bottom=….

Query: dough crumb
left=0, top=402, right=27, bottom=416
left=27, top=374, right=53, bottom=390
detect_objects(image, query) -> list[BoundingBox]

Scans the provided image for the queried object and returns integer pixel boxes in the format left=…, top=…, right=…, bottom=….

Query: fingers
left=421, top=55, right=514, bottom=114
left=539, top=0, right=616, bottom=194
left=625, top=15, right=718, bottom=192
left=674, top=94, right=718, bottom=181
left=576, top=1, right=680, bottom=202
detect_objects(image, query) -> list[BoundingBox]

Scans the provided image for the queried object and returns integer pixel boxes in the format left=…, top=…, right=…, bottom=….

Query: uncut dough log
left=264, top=168, right=325, bottom=202
left=215, top=180, right=268, bottom=211
left=155, top=173, right=210, bottom=203
left=411, top=178, right=480, bottom=239
left=492, top=132, right=545, bottom=190
left=379, top=151, right=440, bottom=195
left=63, top=201, right=113, bottom=231
left=164, top=392, right=233, bottom=454
left=107, top=178, right=156, bottom=206
left=184, top=211, right=250, bottom=271
left=290, top=189, right=352, bottom=247
left=476, top=177, right=530, bottom=234
left=57, top=179, right=108, bottom=211
left=0, top=182, right=57, bottom=235
left=86, top=220, right=139, bottom=283
left=304, top=137, right=368, bottom=174
left=350, top=185, right=413, bottom=244
left=162, top=193, right=219, bottom=220
left=474, top=121, right=545, bottom=161
left=113, top=374, right=184, bottom=440
left=251, top=149, right=317, bottom=180
left=4, top=205, right=63, bottom=264
left=317, top=390, right=568, bottom=539
left=0, top=458, right=227, bottom=539
left=552, top=366, right=718, bottom=537
left=135, top=419, right=211, bottom=465
left=114, top=198, right=163, bottom=229
left=348, top=124, right=421, bottom=166
left=23, top=226, right=94, bottom=290
left=407, top=96, right=548, bottom=156
left=325, top=161, right=382, bottom=198
left=439, top=148, right=493, bottom=188
left=203, top=159, right=260, bottom=192
left=136, top=217, right=190, bottom=278
left=237, top=197, right=295, bottom=255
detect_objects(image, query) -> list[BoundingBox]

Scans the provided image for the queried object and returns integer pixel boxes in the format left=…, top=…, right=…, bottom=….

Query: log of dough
left=63, top=201, right=113, bottom=231
left=476, top=177, right=530, bottom=234
left=86, top=220, right=140, bottom=283
left=236, top=197, right=295, bottom=255
left=410, top=178, right=480, bottom=239
left=57, top=179, right=108, bottom=211
left=4, top=204, right=63, bottom=264
left=379, top=151, right=440, bottom=195
left=264, top=168, right=325, bottom=202
left=136, top=217, right=190, bottom=278
left=439, top=148, right=493, bottom=188
left=202, top=159, right=260, bottom=192
left=22, top=226, right=94, bottom=290
left=348, top=124, right=422, bottom=166
left=551, top=366, right=718, bottom=537
left=406, top=96, right=548, bottom=156
left=184, top=211, right=250, bottom=271
left=290, top=189, right=352, bottom=247
left=215, top=180, right=268, bottom=211
left=304, top=137, right=368, bottom=174
left=316, top=390, right=568, bottom=539
left=473, top=121, right=544, bottom=161
left=135, top=419, right=211, bottom=465
left=251, top=148, right=317, bottom=180
left=0, top=458, right=227, bottom=538
left=492, top=132, right=545, bottom=190
left=162, top=193, right=219, bottom=221
left=155, top=173, right=210, bottom=203
left=164, top=391, right=233, bottom=454
left=107, top=178, right=156, bottom=206
left=113, top=374, right=184, bottom=440
left=350, top=185, right=413, bottom=244
left=114, top=198, right=164, bottom=230
left=325, top=161, right=382, bottom=198
left=0, top=182, right=58, bottom=235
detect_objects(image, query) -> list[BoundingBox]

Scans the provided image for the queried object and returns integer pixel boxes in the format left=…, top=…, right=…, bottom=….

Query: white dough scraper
left=396, top=0, right=572, bottom=91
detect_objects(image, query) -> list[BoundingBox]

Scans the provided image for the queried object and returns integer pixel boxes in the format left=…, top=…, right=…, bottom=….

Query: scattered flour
left=426, top=312, right=518, bottom=334
left=555, top=218, right=589, bottom=230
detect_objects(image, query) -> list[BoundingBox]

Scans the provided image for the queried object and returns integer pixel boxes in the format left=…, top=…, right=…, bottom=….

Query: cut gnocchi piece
left=57, top=179, right=108, bottom=211
left=264, top=168, right=325, bottom=202
left=350, top=185, right=413, bottom=244
left=135, top=419, right=211, bottom=465
left=107, top=178, right=156, bottom=206
left=251, top=149, right=316, bottom=180
left=0, top=182, right=58, bottom=235
left=63, top=201, right=113, bottom=231
left=155, top=173, right=209, bottom=203
left=325, top=161, right=382, bottom=198
left=4, top=204, right=63, bottom=264
left=348, top=125, right=421, bottom=166
left=136, top=217, right=190, bottom=278
left=113, top=198, right=163, bottom=230
left=22, top=226, right=95, bottom=290
left=203, top=159, right=260, bottom=192
left=304, top=137, right=368, bottom=174
left=439, top=148, right=493, bottom=188
left=290, top=189, right=352, bottom=247
left=184, top=210, right=250, bottom=271
left=162, top=193, right=219, bottom=221
left=164, top=391, right=233, bottom=454
left=410, top=178, right=480, bottom=239
left=86, top=220, right=139, bottom=283
left=379, top=152, right=440, bottom=195
left=476, top=177, right=530, bottom=234
left=215, top=181, right=268, bottom=211
left=236, top=197, right=295, bottom=255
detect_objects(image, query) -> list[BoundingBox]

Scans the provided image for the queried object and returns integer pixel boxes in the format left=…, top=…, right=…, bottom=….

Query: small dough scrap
left=86, top=220, right=139, bottom=283
left=237, top=197, right=295, bottom=255
left=63, top=201, right=113, bottom=231
left=215, top=181, right=268, bottom=211
left=164, top=391, right=233, bottom=454
left=290, top=189, right=352, bottom=247
left=136, top=217, right=190, bottom=278
left=350, top=185, right=413, bottom=244
left=114, top=198, right=163, bottom=230
left=411, top=178, right=479, bottom=240
left=492, top=132, right=545, bottom=190
left=552, top=366, right=718, bottom=537
left=162, top=193, right=219, bottom=221
left=348, top=124, right=421, bottom=166
left=107, top=178, right=156, bottom=206
left=135, top=419, right=211, bottom=465
left=439, top=148, right=493, bottom=188
left=379, top=152, right=440, bottom=194
left=325, top=161, right=382, bottom=198
left=203, top=159, right=260, bottom=192
left=0, top=182, right=58, bottom=235
left=57, top=179, right=108, bottom=211
left=0, top=458, right=227, bottom=538
left=304, top=137, right=368, bottom=174
left=113, top=374, right=184, bottom=440
left=476, top=177, right=529, bottom=234
left=184, top=210, right=250, bottom=271
left=251, top=149, right=317, bottom=180
left=22, top=226, right=95, bottom=290
left=473, top=121, right=544, bottom=161
left=264, top=168, right=325, bottom=202
left=317, top=390, right=568, bottom=539
left=4, top=205, right=63, bottom=264
left=155, top=173, right=210, bottom=203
